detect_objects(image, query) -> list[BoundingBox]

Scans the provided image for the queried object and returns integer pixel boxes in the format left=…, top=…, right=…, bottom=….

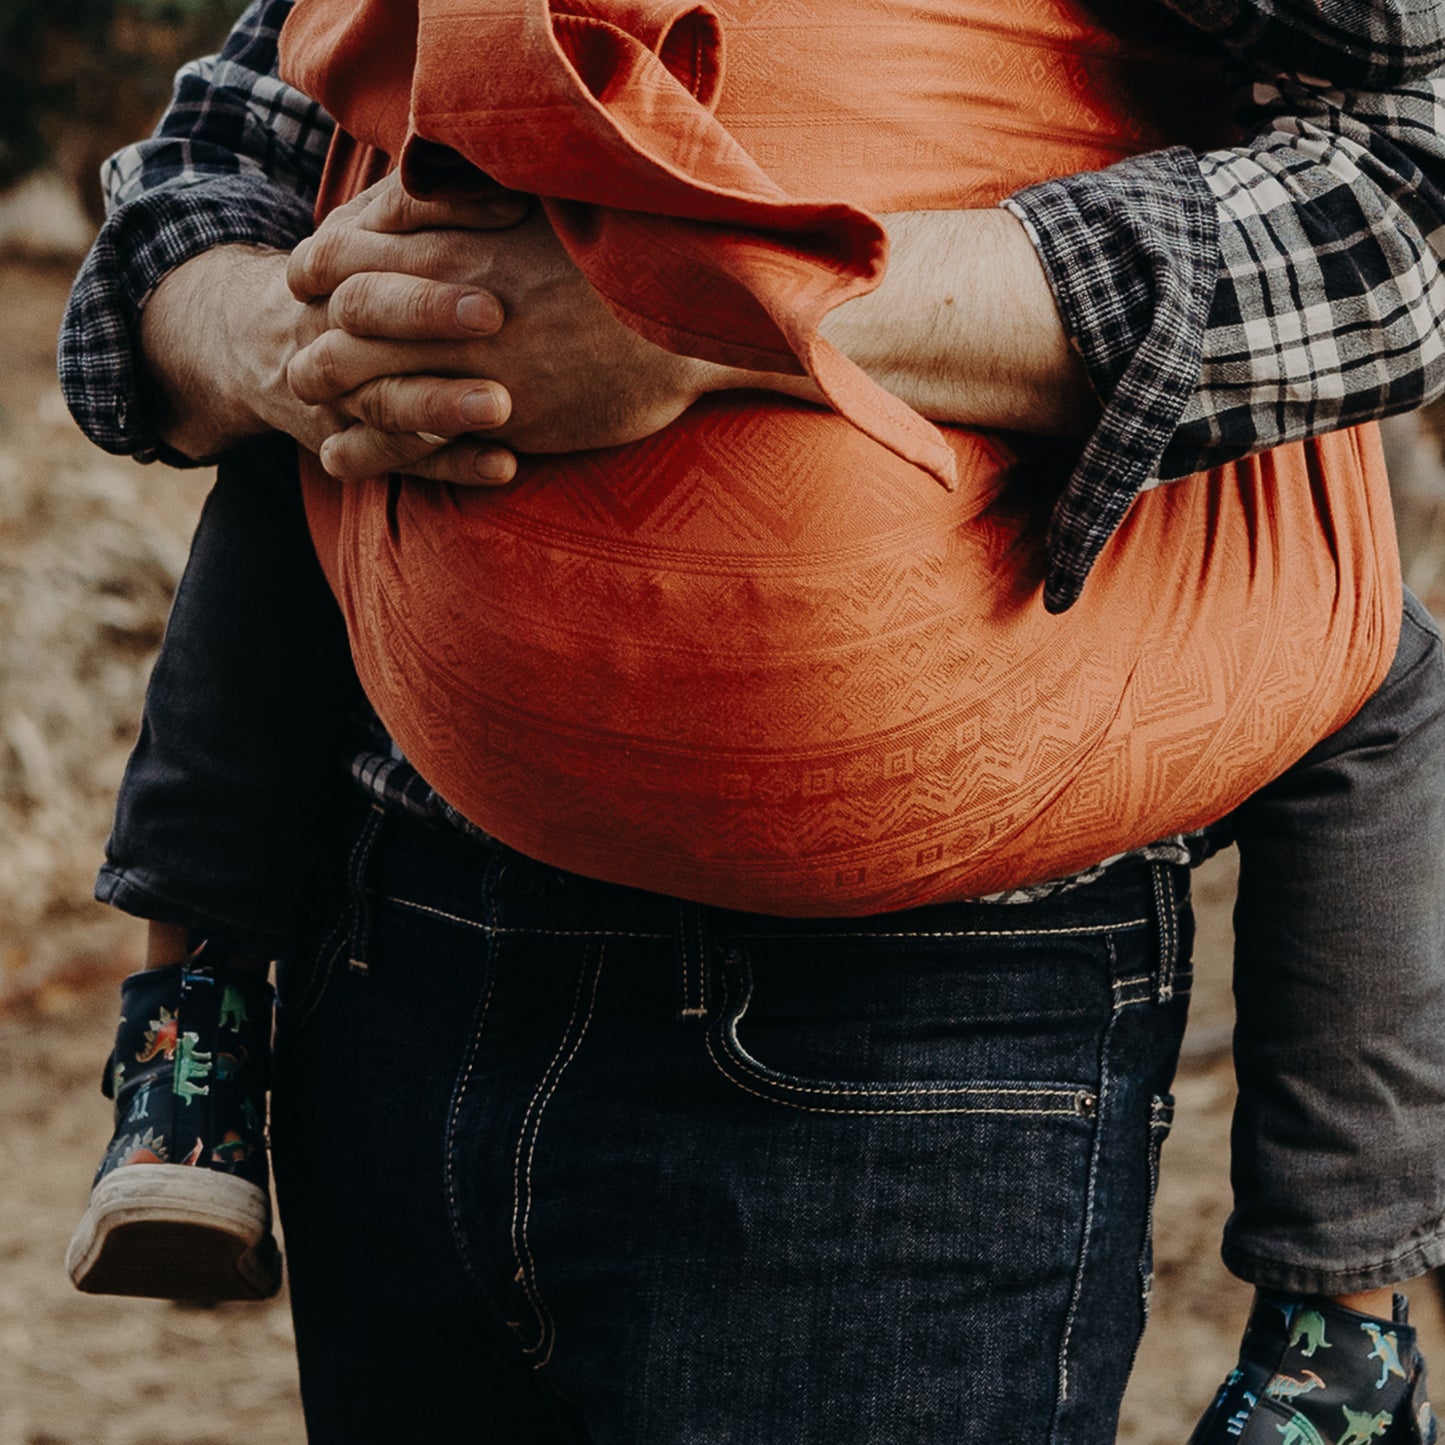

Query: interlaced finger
left=338, top=374, right=512, bottom=436
left=288, top=333, right=487, bottom=405
left=289, top=226, right=508, bottom=301
left=328, top=272, right=503, bottom=341
left=353, top=177, right=531, bottom=237
left=318, top=423, right=517, bottom=486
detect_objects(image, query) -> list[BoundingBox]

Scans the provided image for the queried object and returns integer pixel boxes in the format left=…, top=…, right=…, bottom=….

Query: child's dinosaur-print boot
left=1189, top=1292, right=1438, bottom=1444
left=65, top=950, right=280, bottom=1300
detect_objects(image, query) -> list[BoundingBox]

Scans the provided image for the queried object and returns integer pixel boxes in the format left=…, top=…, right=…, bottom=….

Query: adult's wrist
left=138, top=245, right=312, bottom=460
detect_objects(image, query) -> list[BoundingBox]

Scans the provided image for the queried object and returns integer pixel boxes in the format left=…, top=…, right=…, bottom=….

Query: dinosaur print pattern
left=1276, top=1412, right=1328, bottom=1445
left=136, top=1007, right=178, bottom=1063
left=124, top=1078, right=153, bottom=1124
left=1337, top=1406, right=1393, bottom=1445
left=219, top=985, right=250, bottom=1032
left=1197, top=1296, right=1438, bottom=1445
left=173, top=1032, right=213, bottom=1103
left=1226, top=1390, right=1258, bottom=1437
left=1266, top=1371, right=1325, bottom=1403
left=106, top=1127, right=169, bottom=1168
left=211, top=1131, right=254, bottom=1166
left=1361, top=1324, right=1407, bottom=1392
left=1290, top=1312, right=1333, bottom=1359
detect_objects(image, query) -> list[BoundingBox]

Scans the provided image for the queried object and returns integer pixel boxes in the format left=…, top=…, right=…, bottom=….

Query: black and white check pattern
left=58, top=0, right=1445, bottom=608
left=1154, top=0, right=1445, bottom=88
left=1007, top=60, right=1445, bottom=607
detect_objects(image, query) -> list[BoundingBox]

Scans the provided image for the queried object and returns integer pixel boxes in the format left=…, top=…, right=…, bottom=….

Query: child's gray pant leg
left=1223, top=588, right=1445, bottom=1294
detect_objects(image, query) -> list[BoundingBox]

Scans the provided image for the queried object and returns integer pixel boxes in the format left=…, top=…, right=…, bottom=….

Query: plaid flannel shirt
left=57, top=0, right=1445, bottom=610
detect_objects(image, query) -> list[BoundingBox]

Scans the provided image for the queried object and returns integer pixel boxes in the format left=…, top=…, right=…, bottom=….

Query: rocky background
left=4, top=16, right=1445, bottom=1436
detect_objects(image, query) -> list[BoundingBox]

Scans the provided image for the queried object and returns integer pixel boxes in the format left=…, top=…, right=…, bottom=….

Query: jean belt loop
left=345, top=803, right=387, bottom=975
left=1148, top=860, right=1179, bottom=1004
left=676, top=898, right=710, bottom=1021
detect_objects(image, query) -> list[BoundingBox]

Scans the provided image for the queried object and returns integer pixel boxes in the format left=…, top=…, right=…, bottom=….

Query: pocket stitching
left=706, top=953, right=1095, bottom=1118
left=512, top=945, right=604, bottom=1369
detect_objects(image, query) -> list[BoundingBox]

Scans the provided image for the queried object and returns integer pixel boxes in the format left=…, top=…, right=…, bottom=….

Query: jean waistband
left=355, top=784, right=1184, bottom=945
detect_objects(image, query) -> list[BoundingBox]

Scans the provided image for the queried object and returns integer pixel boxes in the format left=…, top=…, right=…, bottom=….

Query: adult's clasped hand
left=285, top=171, right=738, bottom=482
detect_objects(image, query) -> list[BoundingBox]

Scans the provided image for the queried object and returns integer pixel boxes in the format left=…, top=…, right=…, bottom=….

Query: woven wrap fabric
left=279, top=0, right=1401, bottom=915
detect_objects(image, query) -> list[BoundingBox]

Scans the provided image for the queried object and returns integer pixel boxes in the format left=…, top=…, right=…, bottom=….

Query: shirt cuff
left=1003, top=146, right=1219, bottom=612
left=58, top=174, right=314, bottom=463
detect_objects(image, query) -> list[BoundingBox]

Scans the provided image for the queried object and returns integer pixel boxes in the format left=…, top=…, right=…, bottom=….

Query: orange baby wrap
left=280, top=0, right=1401, bottom=914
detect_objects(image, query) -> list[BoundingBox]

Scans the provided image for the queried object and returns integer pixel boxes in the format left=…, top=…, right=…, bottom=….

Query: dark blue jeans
left=271, top=797, right=1192, bottom=1443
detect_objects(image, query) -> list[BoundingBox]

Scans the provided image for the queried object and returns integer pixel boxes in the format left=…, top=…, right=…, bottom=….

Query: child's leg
left=1190, top=589, right=1445, bottom=1443
left=1228, top=589, right=1445, bottom=1295
left=70, top=434, right=361, bottom=1300
left=97, top=433, right=361, bottom=958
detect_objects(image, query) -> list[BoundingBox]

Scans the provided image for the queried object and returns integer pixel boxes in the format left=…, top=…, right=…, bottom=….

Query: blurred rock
left=1385, top=410, right=1445, bottom=617
left=0, top=172, right=94, bottom=262
left=0, top=258, right=205, bottom=999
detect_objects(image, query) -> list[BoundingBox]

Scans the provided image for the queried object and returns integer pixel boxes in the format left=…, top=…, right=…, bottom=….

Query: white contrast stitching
left=1052, top=976, right=1116, bottom=1431
left=719, top=1019, right=1084, bottom=1102
left=514, top=948, right=603, bottom=1368
left=1151, top=866, right=1177, bottom=1002
left=722, top=920, right=1151, bottom=942
left=704, top=1032, right=1090, bottom=1118
left=373, top=894, right=1148, bottom=944
left=677, top=900, right=695, bottom=1019
left=691, top=905, right=706, bottom=1016
left=707, top=965, right=1090, bottom=1113
left=378, top=893, right=667, bottom=940
left=345, top=806, right=385, bottom=972
left=444, top=933, right=501, bottom=1294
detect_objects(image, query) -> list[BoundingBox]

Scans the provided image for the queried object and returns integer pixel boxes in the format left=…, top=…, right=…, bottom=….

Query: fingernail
left=456, top=293, right=499, bottom=333
left=474, top=450, right=516, bottom=483
left=460, top=389, right=503, bottom=426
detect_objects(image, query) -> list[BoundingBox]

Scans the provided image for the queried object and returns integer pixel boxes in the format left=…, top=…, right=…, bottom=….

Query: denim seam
left=1113, top=971, right=1155, bottom=1009
left=376, top=892, right=1149, bottom=942
left=377, top=893, right=668, bottom=939
left=1141, top=1094, right=1175, bottom=1320
left=514, top=946, right=604, bottom=1369
left=717, top=921, right=1151, bottom=941
left=1150, top=863, right=1177, bottom=1002
left=691, top=904, right=707, bottom=1016
left=677, top=900, right=707, bottom=1020
left=677, top=901, right=694, bottom=1020
left=443, top=930, right=502, bottom=1298
left=707, top=963, right=1093, bottom=1115
left=346, top=806, right=386, bottom=974
left=284, top=909, right=347, bottom=1035
left=1051, top=936, right=1118, bottom=1438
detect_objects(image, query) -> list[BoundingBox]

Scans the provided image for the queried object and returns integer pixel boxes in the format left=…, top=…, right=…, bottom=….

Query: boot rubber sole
left=66, top=1164, right=282, bottom=1302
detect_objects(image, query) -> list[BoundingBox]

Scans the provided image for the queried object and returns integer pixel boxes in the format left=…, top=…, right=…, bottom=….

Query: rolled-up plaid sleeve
left=57, top=0, right=329, bottom=463
left=1007, top=1, right=1445, bottom=611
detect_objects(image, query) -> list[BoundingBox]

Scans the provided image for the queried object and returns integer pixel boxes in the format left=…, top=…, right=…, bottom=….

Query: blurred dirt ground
left=3, top=256, right=1444, bottom=1444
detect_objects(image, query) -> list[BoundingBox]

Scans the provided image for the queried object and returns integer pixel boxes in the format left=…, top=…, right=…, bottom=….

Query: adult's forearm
left=138, top=245, right=317, bottom=460
left=815, top=209, right=1097, bottom=436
